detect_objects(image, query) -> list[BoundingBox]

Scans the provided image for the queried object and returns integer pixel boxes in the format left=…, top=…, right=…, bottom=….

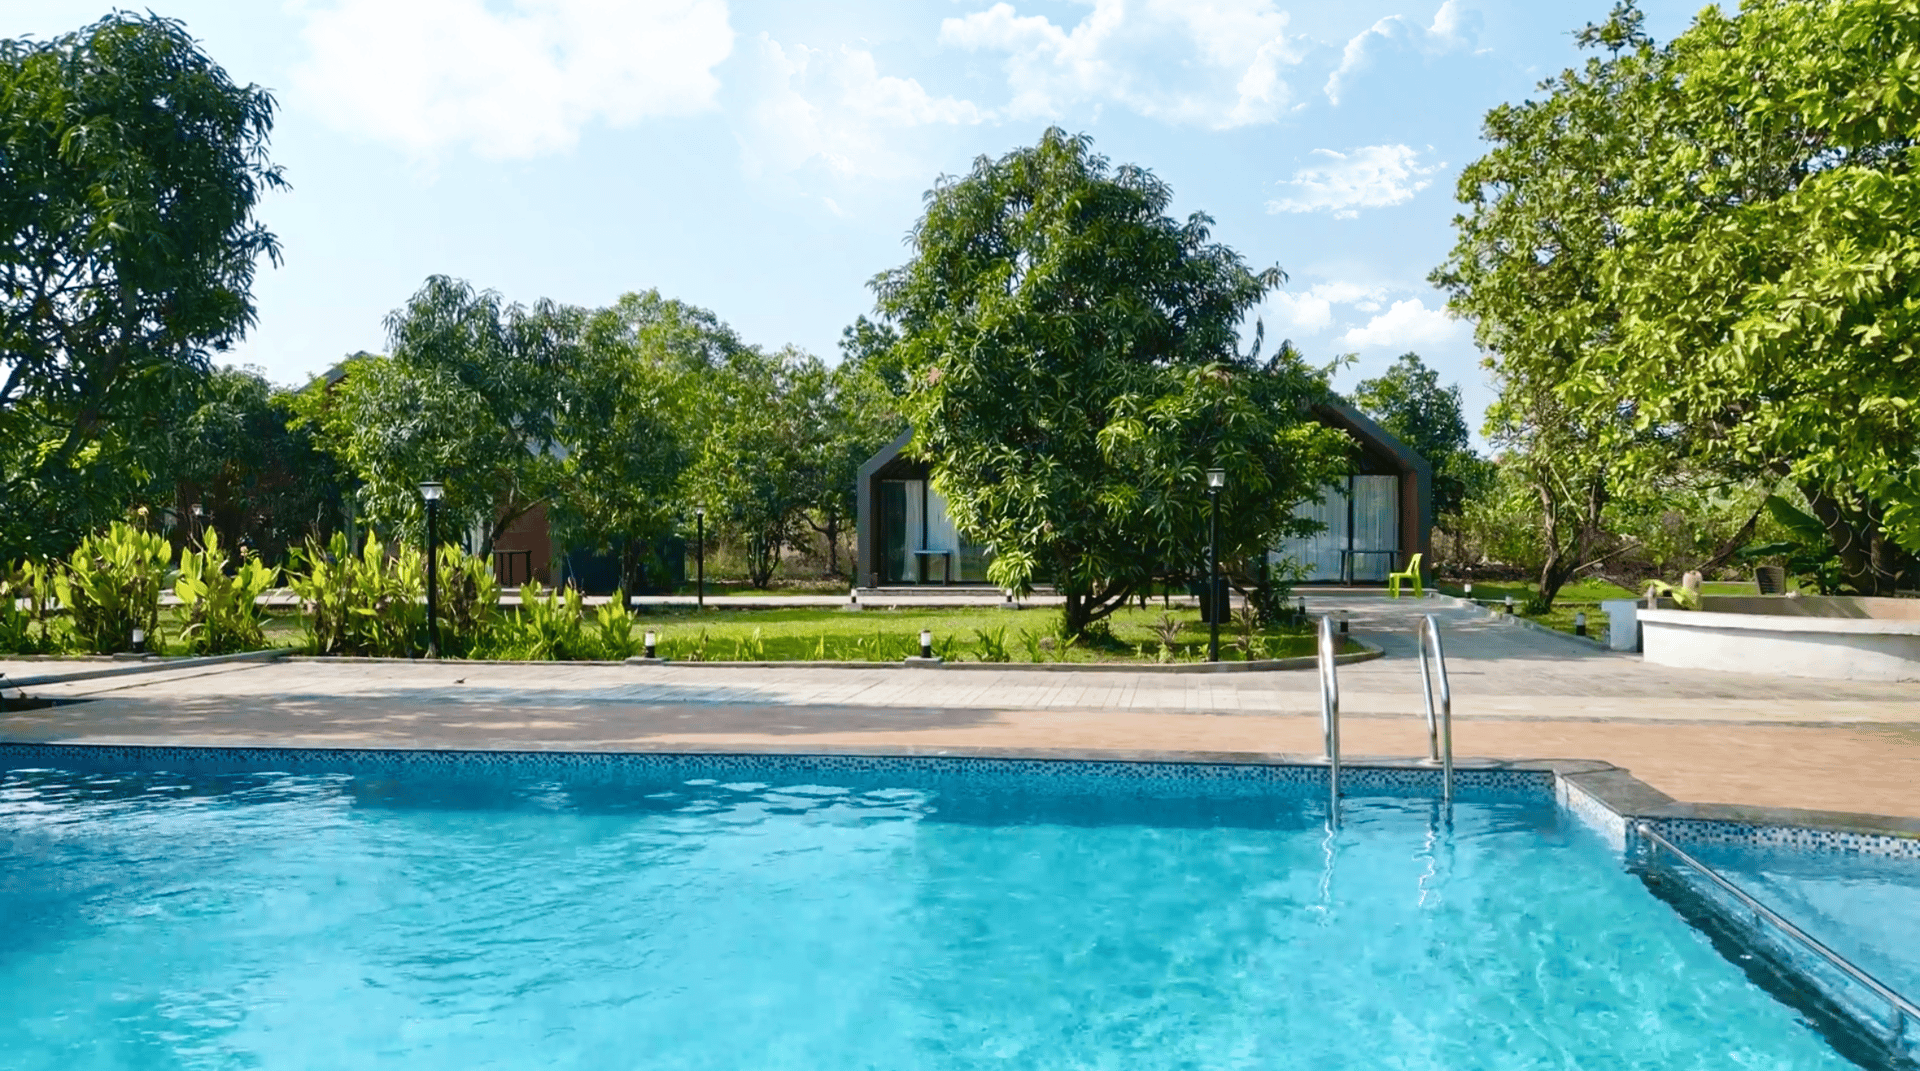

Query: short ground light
left=643, top=631, right=658, bottom=659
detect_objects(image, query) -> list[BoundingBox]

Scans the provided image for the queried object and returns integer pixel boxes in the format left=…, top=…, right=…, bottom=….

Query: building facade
left=854, top=401, right=1431, bottom=588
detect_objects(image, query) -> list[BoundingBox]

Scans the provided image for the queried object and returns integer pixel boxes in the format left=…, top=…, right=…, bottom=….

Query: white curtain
left=1276, top=483, right=1349, bottom=581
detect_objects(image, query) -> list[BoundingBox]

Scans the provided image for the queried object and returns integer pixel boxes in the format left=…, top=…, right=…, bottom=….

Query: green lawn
left=1436, top=577, right=1771, bottom=639
left=25, top=604, right=1348, bottom=664
left=618, top=604, right=1331, bottom=664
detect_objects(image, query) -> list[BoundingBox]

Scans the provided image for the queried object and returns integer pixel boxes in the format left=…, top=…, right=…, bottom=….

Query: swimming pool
left=0, top=749, right=1896, bottom=1069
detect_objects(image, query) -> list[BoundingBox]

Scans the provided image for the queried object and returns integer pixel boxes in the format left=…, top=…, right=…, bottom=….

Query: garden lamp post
left=1206, top=468, right=1225, bottom=662
left=420, top=481, right=444, bottom=658
left=694, top=506, right=706, bottom=610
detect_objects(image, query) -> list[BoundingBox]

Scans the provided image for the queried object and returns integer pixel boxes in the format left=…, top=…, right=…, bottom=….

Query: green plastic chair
left=1388, top=553, right=1424, bottom=598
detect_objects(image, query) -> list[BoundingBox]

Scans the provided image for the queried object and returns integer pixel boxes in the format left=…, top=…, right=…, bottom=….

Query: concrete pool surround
left=1636, top=596, right=1920, bottom=682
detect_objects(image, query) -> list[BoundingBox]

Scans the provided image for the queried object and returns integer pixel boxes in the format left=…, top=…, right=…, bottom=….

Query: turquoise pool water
left=1686, top=841, right=1920, bottom=1013
left=0, top=757, right=1877, bottom=1070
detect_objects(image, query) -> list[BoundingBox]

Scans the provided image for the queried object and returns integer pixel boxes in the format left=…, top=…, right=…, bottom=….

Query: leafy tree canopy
left=1436, top=0, right=1920, bottom=595
left=156, top=365, right=344, bottom=566
left=0, top=12, right=283, bottom=559
left=298, top=277, right=580, bottom=547
left=872, top=128, right=1347, bottom=634
left=1352, top=353, right=1489, bottom=519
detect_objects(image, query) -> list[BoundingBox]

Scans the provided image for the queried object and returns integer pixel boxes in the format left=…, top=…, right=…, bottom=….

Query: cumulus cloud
left=290, top=0, right=734, bottom=160
left=1268, top=281, right=1388, bottom=334
left=739, top=35, right=988, bottom=180
left=1338, top=298, right=1465, bottom=349
left=1325, top=1, right=1471, bottom=106
left=1267, top=145, right=1440, bottom=218
left=941, top=0, right=1307, bottom=128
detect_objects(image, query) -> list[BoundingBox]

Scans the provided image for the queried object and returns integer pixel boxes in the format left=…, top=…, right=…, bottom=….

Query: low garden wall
left=1637, top=598, right=1920, bottom=681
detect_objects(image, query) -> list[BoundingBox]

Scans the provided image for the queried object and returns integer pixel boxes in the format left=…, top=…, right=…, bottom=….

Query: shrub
left=172, top=531, right=277, bottom=655
left=434, top=544, right=500, bottom=658
left=973, top=624, right=1010, bottom=663
left=55, top=522, right=171, bottom=654
left=0, top=561, right=60, bottom=654
left=291, top=533, right=424, bottom=657
left=584, top=592, right=642, bottom=661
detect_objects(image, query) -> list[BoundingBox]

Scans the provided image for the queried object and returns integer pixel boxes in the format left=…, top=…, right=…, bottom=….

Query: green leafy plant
left=171, top=530, right=277, bottom=655
left=434, top=544, right=501, bottom=657
left=933, top=633, right=960, bottom=662
left=1149, top=613, right=1184, bottom=664
left=583, top=591, right=642, bottom=661
left=665, top=628, right=712, bottom=663
left=55, top=522, right=171, bottom=654
left=0, top=560, right=60, bottom=654
left=485, top=586, right=592, bottom=661
left=731, top=627, right=768, bottom=662
left=290, top=532, right=425, bottom=657
left=1017, top=629, right=1044, bottom=663
left=973, top=624, right=1011, bottom=663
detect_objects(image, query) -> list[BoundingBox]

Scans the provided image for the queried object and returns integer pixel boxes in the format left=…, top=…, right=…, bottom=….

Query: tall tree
left=551, top=291, right=725, bottom=592
left=797, top=330, right=904, bottom=578
left=683, top=346, right=822, bottom=588
left=300, top=277, right=579, bottom=548
left=1352, top=353, right=1489, bottom=521
left=873, top=128, right=1347, bottom=635
left=156, top=365, right=345, bottom=566
left=1437, top=0, right=1920, bottom=597
left=1431, top=4, right=1669, bottom=609
left=0, top=13, right=284, bottom=559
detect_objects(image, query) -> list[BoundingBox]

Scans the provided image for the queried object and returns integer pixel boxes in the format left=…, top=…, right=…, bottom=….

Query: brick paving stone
left=3, top=595, right=1916, bottom=819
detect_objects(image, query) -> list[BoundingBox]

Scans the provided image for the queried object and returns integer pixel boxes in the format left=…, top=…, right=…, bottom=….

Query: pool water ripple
left=0, top=765, right=1875, bottom=1070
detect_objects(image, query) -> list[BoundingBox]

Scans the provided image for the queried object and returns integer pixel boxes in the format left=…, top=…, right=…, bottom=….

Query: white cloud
left=1267, top=145, right=1440, bottom=218
left=739, top=35, right=987, bottom=180
left=1338, top=298, right=1465, bottom=349
left=1268, top=281, right=1387, bottom=334
left=1325, top=1, right=1471, bottom=106
left=290, top=0, right=734, bottom=160
left=941, top=0, right=1307, bottom=129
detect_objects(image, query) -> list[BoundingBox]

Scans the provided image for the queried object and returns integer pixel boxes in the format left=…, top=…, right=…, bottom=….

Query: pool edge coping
left=3, top=737, right=1913, bottom=852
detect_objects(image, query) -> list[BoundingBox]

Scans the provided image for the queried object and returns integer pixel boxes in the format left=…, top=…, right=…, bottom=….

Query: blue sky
left=20, top=0, right=1704, bottom=431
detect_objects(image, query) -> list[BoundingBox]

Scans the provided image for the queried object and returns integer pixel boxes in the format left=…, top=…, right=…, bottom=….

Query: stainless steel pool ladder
left=1317, top=615, right=1341, bottom=825
left=1416, top=614, right=1455, bottom=803
left=1638, top=823, right=1917, bottom=1049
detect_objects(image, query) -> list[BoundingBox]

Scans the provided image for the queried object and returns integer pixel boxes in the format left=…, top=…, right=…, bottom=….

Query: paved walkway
left=4, top=597, right=1917, bottom=819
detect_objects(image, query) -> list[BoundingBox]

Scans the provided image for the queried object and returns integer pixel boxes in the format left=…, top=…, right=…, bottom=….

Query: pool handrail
left=1317, top=614, right=1341, bottom=825
left=1637, top=822, right=1916, bottom=1047
left=1416, top=614, right=1455, bottom=803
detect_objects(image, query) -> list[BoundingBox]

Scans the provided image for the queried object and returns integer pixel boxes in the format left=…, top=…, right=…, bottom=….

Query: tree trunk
left=1801, top=484, right=1915, bottom=595
left=1532, top=467, right=1608, bottom=612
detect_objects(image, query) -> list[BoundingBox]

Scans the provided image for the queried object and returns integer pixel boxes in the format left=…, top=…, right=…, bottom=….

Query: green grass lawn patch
left=624, top=604, right=1331, bottom=664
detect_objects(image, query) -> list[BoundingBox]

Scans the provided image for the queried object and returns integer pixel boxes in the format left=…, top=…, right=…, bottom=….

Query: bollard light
left=1504, top=595, right=1515, bottom=615
left=1464, top=582, right=1473, bottom=598
left=1338, top=611, right=1349, bottom=635
left=920, top=630, right=934, bottom=659
left=1574, top=612, right=1588, bottom=637
left=644, top=631, right=658, bottom=659
left=131, top=627, right=146, bottom=655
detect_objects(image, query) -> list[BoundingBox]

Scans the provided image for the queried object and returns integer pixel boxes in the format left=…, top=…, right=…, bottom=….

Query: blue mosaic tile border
left=1646, top=818, right=1920, bottom=861
left=0, top=743, right=1555, bottom=802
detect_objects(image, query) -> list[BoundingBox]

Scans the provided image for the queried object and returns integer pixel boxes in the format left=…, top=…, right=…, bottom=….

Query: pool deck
left=4, top=596, right=1917, bottom=821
